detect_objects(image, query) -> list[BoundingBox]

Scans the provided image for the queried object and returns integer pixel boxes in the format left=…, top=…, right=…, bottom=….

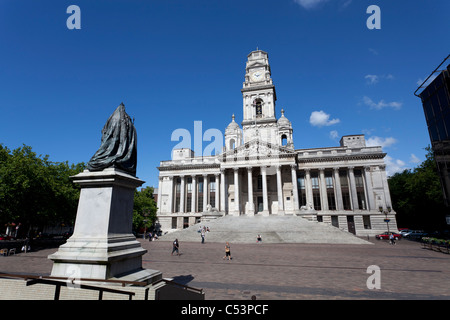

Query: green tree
left=389, top=146, right=447, bottom=229
left=0, top=143, right=84, bottom=235
left=132, top=186, right=158, bottom=234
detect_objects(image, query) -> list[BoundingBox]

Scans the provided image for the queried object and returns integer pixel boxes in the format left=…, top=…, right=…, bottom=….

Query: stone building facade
left=156, top=50, right=397, bottom=236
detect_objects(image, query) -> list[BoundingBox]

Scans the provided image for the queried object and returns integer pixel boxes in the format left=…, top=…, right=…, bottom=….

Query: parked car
left=375, top=232, right=402, bottom=240
left=0, top=234, right=13, bottom=240
left=399, top=229, right=410, bottom=236
left=405, top=230, right=427, bottom=239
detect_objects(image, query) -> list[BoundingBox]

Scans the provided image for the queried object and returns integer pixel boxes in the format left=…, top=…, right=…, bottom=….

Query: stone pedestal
left=48, top=168, right=161, bottom=284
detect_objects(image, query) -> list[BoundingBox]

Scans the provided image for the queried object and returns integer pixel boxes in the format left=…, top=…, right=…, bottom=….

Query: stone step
left=157, top=215, right=371, bottom=244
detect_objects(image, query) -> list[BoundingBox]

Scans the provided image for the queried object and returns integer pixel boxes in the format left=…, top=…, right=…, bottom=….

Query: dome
left=277, top=109, right=291, bottom=128
left=225, top=114, right=240, bottom=133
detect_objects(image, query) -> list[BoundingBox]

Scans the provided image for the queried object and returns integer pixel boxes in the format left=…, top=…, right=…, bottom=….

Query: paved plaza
left=0, top=237, right=449, bottom=300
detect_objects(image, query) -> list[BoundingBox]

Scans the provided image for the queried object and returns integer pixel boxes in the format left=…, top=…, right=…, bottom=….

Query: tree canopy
left=132, top=186, right=158, bottom=234
left=388, top=147, right=449, bottom=230
left=0, top=144, right=85, bottom=235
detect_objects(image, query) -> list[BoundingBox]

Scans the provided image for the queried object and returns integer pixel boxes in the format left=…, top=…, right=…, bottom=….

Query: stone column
left=261, top=166, right=269, bottom=216
left=363, top=166, right=375, bottom=210
left=276, top=165, right=284, bottom=215
left=234, top=168, right=240, bottom=215
left=333, top=167, right=344, bottom=211
left=380, top=165, right=393, bottom=209
left=220, top=169, right=226, bottom=212
left=168, top=176, right=174, bottom=213
left=202, top=174, right=208, bottom=212
left=305, top=169, right=314, bottom=210
left=291, top=164, right=299, bottom=213
left=319, top=168, right=328, bottom=211
left=157, top=176, right=163, bottom=213
left=246, top=167, right=254, bottom=216
left=191, top=175, right=197, bottom=212
left=215, top=173, right=220, bottom=210
left=348, top=167, right=359, bottom=210
left=179, top=175, right=185, bottom=213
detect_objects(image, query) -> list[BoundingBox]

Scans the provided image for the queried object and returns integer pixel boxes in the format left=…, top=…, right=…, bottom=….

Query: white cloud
left=294, top=0, right=352, bottom=10
left=366, top=136, right=397, bottom=149
left=309, top=110, right=340, bottom=127
left=410, top=153, right=420, bottom=164
left=385, top=155, right=407, bottom=176
left=365, top=74, right=394, bottom=85
left=362, top=96, right=402, bottom=110
left=365, top=74, right=379, bottom=84
left=329, top=130, right=339, bottom=140
left=368, top=48, right=379, bottom=55
left=294, top=0, right=329, bottom=9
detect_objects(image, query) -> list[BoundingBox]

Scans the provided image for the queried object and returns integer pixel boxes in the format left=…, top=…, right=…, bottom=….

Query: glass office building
left=416, top=56, right=450, bottom=208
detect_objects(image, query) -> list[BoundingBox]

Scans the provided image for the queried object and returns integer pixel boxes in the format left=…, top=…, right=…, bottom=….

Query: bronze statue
left=86, top=103, right=137, bottom=176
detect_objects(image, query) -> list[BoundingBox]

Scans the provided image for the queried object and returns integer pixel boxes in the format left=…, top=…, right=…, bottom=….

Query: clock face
left=251, top=70, right=263, bottom=81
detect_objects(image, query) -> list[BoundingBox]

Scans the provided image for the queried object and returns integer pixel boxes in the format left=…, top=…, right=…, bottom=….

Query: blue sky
left=1, top=0, right=449, bottom=188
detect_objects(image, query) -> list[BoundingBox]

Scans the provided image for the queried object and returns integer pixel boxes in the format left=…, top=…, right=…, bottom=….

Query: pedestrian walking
left=223, top=242, right=232, bottom=260
left=171, top=239, right=180, bottom=256
left=257, top=234, right=262, bottom=243
left=389, top=233, right=396, bottom=245
left=201, top=227, right=206, bottom=244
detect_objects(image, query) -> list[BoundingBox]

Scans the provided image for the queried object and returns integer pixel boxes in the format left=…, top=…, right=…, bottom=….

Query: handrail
left=154, top=278, right=204, bottom=294
left=0, top=272, right=204, bottom=294
left=414, top=54, right=450, bottom=97
left=25, top=278, right=136, bottom=300
left=0, top=273, right=147, bottom=287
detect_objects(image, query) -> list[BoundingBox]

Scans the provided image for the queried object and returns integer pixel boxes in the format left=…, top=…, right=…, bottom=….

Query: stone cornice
left=297, top=153, right=386, bottom=163
left=157, top=163, right=220, bottom=172
left=241, top=84, right=275, bottom=93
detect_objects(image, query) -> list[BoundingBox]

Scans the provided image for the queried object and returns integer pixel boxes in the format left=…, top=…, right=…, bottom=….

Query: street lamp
left=379, top=206, right=392, bottom=233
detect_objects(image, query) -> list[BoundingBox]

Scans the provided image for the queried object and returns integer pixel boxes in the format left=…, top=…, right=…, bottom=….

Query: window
left=281, top=134, right=287, bottom=146
left=257, top=175, right=262, bottom=190
left=363, top=215, right=372, bottom=229
left=313, top=192, right=321, bottom=211
left=342, top=192, right=351, bottom=210
left=339, top=171, right=348, bottom=187
left=254, top=99, right=263, bottom=118
left=186, top=195, right=192, bottom=212
left=172, top=217, right=177, bottom=229
left=331, top=216, right=339, bottom=228
left=230, top=139, right=236, bottom=149
left=311, top=176, right=319, bottom=189
left=297, top=176, right=305, bottom=189
left=325, top=175, right=333, bottom=189
left=209, top=177, right=216, bottom=192
left=327, top=192, right=336, bottom=210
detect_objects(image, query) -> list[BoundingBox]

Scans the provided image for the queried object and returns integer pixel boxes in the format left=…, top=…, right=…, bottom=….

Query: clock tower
left=241, top=50, right=279, bottom=145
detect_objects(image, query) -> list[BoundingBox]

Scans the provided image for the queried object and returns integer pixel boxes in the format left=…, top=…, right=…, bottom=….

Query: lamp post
left=379, top=206, right=392, bottom=233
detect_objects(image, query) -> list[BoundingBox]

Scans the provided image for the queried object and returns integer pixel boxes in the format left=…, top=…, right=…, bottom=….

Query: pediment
left=219, top=138, right=295, bottom=161
left=247, top=61, right=266, bottom=69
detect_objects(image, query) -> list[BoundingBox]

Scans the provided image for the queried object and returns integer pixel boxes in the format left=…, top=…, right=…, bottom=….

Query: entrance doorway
left=347, top=216, right=356, bottom=234
left=257, top=196, right=263, bottom=213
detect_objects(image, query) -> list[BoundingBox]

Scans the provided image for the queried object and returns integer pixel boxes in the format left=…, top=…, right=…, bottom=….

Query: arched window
left=254, top=99, right=263, bottom=118
left=281, top=134, right=287, bottom=146
left=229, top=139, right=236, bottom=149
